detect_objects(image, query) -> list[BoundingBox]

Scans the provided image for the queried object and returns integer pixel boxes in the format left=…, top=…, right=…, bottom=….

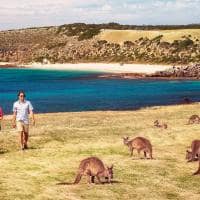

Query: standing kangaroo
left=186, top=140, right=200, bottom=175
left=187, top=115, right=200, bottom=125
left=123, top=136, right=153, bottom=159
left=74, top=157, right=113, bottom=184
left=186, top=140, right=200, bottom=162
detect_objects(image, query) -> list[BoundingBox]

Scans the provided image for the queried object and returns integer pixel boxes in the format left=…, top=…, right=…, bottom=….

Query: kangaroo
left=187, top=115, right=200, bottom=125
left=74, top=157, right=113, bottom=184
left=154, top=120, right=168, bottom=129
left=187, top=140, right=200, bottom=162
left=123, top=136, right=153, bottom=159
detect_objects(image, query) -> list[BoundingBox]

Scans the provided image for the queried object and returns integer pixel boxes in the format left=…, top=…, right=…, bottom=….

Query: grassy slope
left=0, top=104, right=200, bottom=200
left=98, top=29, right=200, bottom=44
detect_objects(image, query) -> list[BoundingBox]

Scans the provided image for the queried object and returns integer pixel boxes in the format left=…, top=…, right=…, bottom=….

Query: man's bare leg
left=20, top=131, right=24, bottom=150
left=24, top=132, right=29, bottom=149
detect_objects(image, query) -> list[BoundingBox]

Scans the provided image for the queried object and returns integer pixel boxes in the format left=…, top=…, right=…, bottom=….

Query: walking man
left=13, top=91, right=35, bottom=150
left=0, top=106, right=3, bottom=131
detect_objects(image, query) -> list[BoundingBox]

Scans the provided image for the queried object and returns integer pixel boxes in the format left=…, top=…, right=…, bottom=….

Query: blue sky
left=0, top=0, right=200, bottom=30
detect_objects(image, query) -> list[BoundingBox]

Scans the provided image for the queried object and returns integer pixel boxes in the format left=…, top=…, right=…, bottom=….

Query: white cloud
left=101, top=4, right=112, bottom=11
left=0, top=0, right=200, bottom=30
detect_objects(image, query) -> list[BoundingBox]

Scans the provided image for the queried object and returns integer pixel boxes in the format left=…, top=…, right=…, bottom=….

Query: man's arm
left=30, top=110, right=35, bottom=126
left=28, top=101, right=35, bottom=125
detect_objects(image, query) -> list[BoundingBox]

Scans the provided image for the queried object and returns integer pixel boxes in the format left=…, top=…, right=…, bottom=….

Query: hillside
left=0, top=104, right=200, bottom=199
left=0, top=23, right=200, bottom=65
left=98, top=29, right=200, bottom=44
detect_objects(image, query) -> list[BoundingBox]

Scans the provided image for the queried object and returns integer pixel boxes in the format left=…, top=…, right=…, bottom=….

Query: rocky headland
left=147, top=63, right=200, bottom=79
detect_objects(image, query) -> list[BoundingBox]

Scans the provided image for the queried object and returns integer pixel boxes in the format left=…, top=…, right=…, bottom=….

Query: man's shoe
left=24, top=144, right=28, bottom=149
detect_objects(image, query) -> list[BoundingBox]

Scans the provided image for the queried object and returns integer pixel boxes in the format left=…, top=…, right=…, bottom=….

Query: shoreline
left=0, top=62, right=171, bottom=74
left=2, top=62, right=199, bottom=80
left=2, top=102, right=199, bottom=119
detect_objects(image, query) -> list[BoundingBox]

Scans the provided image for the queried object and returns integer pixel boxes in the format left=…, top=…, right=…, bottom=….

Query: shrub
left=178, top=39, right=194, bottom=49
left=124, top=41, right=134, bottom=46
left=78, top=28, right=100, bottom=41
left=151, top=35, right=163, bottom=41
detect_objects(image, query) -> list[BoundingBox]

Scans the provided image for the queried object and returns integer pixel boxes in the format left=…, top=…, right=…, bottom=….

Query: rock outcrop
left=148, top=64, right=200, bottom=78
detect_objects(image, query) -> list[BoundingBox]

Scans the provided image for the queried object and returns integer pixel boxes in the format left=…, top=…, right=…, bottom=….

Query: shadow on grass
left=56, top=180, right=123, bottom=186
left=132, top=157, right=156, bottom=160
left=187, top=158, right=199, bottom=162
left=0, top=149, right=9, bottom=154
left=101, top=180, right=123, bottom=184
left=27, top=146, right=42, bottom=150
left=56, top=182, right=74, bottom=185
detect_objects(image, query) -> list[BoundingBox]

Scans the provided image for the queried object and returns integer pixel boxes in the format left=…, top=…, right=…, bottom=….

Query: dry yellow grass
left=0, top=104, right=200, bottom=200
left=98, top=29, right=200, bottom=44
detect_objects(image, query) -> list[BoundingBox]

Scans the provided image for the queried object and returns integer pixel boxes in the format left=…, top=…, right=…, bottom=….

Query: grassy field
left=98, top=29, right=200, bottom=44
left=0, top=104, right=200, bottom=200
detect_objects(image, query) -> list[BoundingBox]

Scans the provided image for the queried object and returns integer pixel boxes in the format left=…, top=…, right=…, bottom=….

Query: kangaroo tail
left=74, top=172, right=82, bottom=184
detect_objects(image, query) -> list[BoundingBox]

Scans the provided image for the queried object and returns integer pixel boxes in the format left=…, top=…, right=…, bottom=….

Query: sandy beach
left=19, top=63, right=171, bottom=74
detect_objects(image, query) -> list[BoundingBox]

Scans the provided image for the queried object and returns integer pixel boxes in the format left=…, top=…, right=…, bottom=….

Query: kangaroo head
left=105, top=164, right=114, bottom=180
left=123, top=137, right=129, bottom=145
left=107, top=164, right=114, bottom=179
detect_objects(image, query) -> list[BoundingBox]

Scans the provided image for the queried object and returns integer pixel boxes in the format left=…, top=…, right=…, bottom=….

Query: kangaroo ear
left=110, top=164, right=114, bottom=169
left=186, top=150, right=191, bottom=153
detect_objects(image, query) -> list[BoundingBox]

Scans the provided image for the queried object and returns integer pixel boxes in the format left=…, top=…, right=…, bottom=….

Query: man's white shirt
left=13, top=100, right=33, bottom=124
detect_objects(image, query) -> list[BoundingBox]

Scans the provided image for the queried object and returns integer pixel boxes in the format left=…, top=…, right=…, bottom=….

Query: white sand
left=22, top=63, right=171, bottom=74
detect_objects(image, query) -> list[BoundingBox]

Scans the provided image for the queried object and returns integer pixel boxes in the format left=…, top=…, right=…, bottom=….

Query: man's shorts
left=16, top=121, right=29, bottom=132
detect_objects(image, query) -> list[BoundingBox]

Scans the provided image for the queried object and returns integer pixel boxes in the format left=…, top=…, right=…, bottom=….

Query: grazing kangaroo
left=186, top=140, right=200, bottom=162
left=74, top=157, right=113, bottom=184
left=123, top=136, right=153, bottom=159
left=187, top=115, right=200, bottom=125
left=154, top=120, right=168, bottom=129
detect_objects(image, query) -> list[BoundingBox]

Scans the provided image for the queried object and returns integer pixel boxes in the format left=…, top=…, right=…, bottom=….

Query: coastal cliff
left=0, top=23, right=200, bottom=65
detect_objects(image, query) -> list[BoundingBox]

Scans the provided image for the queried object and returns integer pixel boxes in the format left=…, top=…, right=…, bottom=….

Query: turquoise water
left=0, top=68, right=200, bottom=114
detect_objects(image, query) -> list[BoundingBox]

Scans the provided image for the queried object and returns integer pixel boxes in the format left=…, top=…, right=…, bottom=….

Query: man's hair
left=17, top=90, right=26, bottom=97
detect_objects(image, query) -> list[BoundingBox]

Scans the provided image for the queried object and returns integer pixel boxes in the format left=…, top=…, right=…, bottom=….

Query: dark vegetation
left=55, top=23, right=200, bottom=40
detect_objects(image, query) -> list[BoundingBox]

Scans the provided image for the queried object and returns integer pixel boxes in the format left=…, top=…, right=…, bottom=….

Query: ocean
left=0, top=68, right=200, bottom=114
